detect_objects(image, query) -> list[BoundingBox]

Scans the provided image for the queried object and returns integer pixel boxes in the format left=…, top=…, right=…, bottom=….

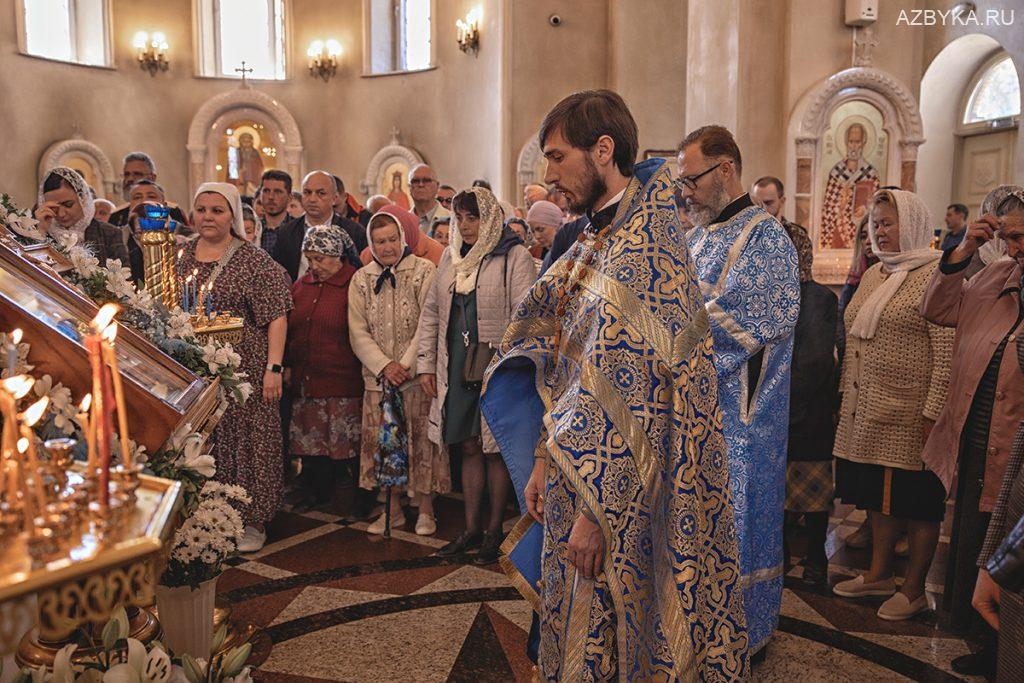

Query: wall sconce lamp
left=132, top=31, right=169, bottom=76
left=307, top=39, right=342, bottom=81
left=456, top=8, right=481, bottom=55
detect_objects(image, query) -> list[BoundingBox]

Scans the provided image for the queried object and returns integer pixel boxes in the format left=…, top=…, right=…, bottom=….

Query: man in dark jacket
left=273, top=170, right=366, bottom=281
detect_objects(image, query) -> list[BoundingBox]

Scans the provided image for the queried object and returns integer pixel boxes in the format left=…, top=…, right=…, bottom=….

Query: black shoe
left=473, top=532, right=503, bottom=565
left=802, top=562, right=828, bottom=587
left=951, top=646, right=997, bottom=678
left=437, top=530, right=484, bottom=557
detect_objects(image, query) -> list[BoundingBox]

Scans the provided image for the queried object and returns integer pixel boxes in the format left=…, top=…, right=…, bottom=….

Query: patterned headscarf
left=37, top=166, right=95, bottom=237
left=367, top=207, right=414, bottom=293
left=302, top=224, right=348, bottom=257
left=850, top=189, right=940, bottom=340
left=449, top=187, right=504, bottom=295
left=781, top=219, right=814, bottom=283
left=193, top=182, right=246, bottom=240
left=979, top=184, right=1023, bottom=265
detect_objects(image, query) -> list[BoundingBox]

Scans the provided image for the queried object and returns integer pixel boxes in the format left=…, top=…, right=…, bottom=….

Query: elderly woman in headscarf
left=242, top=204, right=263, bottom=245
left=832, top=189, right=954, bottom=622
left=284, top=224, right=365, bottom=514
left=358, top=205, right=445, bottom=266
left=525, top=200, right=564, bottom=263
left=919, top=185, right=1024, bottom=675
left=32, top=166, right=129, bottom=265
left=178, top=182, right=293, bottom=552
left=417, top=187, right=537, bottom=563
left=349, top=205, right=446, bottom=536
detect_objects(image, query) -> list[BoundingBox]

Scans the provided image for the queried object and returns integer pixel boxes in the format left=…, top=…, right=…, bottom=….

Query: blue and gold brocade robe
left=482, top=159, right=748, bottom=682
left=686, top=203, right=800, bottom=653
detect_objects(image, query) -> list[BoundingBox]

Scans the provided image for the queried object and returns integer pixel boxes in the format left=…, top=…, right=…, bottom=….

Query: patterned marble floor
left=221, top=488, right=987, bottom=682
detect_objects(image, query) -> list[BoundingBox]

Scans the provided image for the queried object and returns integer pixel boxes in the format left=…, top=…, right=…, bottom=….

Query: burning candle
left=19, top=396, right=50, bottom=509
left=101, top=323, right=132, bottom=468
left=15, top=439, right=37, bottom=529
left=77, top=393, right=96, bottom=474
left=191, top=269, right=199, bottom=313
left=6, top=328, right=22, bottom=375
left=205, top=283, right=213, bottom=318
left=88, top=304, right=119, bottom=509
left=183, top=274, right=193, bottom=314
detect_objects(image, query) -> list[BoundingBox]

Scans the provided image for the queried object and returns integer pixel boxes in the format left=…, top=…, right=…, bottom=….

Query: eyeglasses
left=437, top=196, right=453, bottom=206
left=410, top=177, right=436, bottom=186
left=674, top=161, right=724, bottom=192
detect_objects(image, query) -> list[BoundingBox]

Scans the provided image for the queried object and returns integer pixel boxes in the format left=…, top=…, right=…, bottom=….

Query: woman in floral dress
left=178, top=182, right=292, bottom=552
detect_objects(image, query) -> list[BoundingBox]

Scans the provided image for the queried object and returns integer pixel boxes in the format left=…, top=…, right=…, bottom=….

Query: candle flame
left=17, top=437, right=28, bottom=453
left=185, top=274, right=194, bottom=284
left=91, top=303, right=120, bottom=331
left=192, top=268, right=199, bottom=276
left=177, top=249, right=184, bottom=258
left=21, top=396, right=50, bottom=427
left=79, top=393, right=92, bottom=412
left=2, top=375, right=34, bottom=399
left=102, top=323, right=118, bottom=342
left=11, top=328, right=22, bottom=344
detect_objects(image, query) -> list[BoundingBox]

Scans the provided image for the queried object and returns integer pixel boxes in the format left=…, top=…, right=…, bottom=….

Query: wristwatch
left=266, top=363, right=283, bottom=374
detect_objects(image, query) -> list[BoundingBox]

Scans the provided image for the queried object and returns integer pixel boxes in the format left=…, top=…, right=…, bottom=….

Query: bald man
left=366, top=194, right=391, bottom=214
left=408, top=163, right=449, bottom=232
left=271, top=170, right=366, bottom=281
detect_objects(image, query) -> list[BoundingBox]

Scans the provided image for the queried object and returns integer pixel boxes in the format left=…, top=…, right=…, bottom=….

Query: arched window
left=365, top=0, right=433, bottom=75
left=17, top=0, right=111, bottom=67
left=196, top=0, right=287, bottom=80
left=963, top=55, right=1021, bottom=125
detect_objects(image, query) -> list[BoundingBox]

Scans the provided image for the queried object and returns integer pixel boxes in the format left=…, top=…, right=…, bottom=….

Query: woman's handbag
left=987, top=512, right=1024, bottom=592
left=458, top=294, right=494, bottom=386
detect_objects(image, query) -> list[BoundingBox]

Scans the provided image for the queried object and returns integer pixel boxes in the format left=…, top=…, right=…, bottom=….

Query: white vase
left=155, top=576, right=218, bottom=658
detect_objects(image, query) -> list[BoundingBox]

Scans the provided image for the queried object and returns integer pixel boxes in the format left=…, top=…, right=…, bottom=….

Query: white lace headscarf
left=192, top=182, right=246, bottom=240
left=979, top=185, right=1021, bottom=265
left=850, top=189, right=940, bottom=340
left=37, top=166, right=95, bottom=238
left=449, top=187, right=504, bottom=295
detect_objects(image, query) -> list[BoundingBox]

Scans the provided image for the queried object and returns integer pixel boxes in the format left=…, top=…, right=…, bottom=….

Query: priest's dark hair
left=260, top=169, right=293, bottom=194
left=539, top=89, right=638, bottom=177
left=452, top=190, right=480, bottom=218
left=677, top=125, right=743, bottom=176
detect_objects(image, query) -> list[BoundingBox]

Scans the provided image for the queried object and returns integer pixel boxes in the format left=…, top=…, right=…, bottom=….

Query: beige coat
left=834, top=261, right=954, bottom=470
left=348, top=255, right=436, bottom=391
left=417, top=244, right=537, bottom=449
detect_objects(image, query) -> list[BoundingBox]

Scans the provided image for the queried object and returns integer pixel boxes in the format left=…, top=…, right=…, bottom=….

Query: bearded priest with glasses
left=677, top=125, right=801, bottom=660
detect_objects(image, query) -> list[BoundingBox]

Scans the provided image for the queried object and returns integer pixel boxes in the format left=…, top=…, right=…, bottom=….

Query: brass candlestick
left=140, top=222, right=180, bottom=309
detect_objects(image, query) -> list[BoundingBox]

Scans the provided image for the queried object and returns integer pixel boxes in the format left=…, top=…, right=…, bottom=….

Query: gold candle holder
left=43, top=438, right=76, bottom=492
left=111, top=463, right=142, bottom=507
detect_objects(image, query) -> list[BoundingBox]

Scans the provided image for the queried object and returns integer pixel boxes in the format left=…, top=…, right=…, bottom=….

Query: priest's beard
left=567, top=155, right=608, bottom=215
left=687, top=176, right=732, bottom=227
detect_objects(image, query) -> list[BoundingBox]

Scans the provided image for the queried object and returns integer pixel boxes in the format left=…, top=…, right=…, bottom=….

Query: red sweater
left=285, top=264, right=364, bottom=398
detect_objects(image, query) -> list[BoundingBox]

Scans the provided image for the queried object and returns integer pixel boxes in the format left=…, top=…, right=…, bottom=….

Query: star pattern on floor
left=220, top=496, right=985, bottom=682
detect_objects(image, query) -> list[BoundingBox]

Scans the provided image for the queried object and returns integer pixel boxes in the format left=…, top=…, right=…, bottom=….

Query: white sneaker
left=238, top=525, right=266, bottom=553
left=367, top=511, right=406, bottom=535
left=415, top=513, right=437, bottom=536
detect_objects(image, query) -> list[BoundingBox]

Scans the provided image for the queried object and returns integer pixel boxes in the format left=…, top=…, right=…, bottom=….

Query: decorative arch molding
left=787, top=67, right=925, bottom=284
left=38, top=136, right=117, bottom=199
left=359, top=128, right=425, bottom=196
left=516, top=136, right=544, bottom=190
left=186, top=86, right=303, bottom=194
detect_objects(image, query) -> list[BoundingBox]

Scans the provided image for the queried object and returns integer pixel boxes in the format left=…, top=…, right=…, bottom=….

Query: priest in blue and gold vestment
left=678, top=126, right=801, bottom=656
left=482, top=90, right=748, bottom=682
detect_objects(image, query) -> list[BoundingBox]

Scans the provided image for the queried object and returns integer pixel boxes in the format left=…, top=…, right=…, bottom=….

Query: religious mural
left=219, top=121, right=278, bottom=195
left=378, top=161, right=412, bottom=210
left=818, top=100, right=887, bottom=250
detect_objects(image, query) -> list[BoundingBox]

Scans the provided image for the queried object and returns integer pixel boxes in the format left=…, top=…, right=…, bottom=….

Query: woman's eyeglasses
left=674, top=161, right=724, bottom=192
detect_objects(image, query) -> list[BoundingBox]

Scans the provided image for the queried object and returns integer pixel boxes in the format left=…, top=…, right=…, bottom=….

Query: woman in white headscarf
left=417, top=187, right=537, bottom=563
left=832, top=189, right=955, bottom=621
left=32, top=166, right=130, bottom=266
left=178, top=182, right=293, bottom=552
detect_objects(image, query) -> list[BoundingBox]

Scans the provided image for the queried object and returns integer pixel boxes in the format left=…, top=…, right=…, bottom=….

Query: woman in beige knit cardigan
left=349, top=205, right=449, bottom=536
left=832, top=189, right=954, bottom=621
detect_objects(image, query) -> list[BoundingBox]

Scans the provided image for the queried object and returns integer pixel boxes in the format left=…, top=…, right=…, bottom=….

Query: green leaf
left=220, top=643, right=251, bottom=678
left=181, top=654, right=204, bottom=683
left=210, top=623, right=228, bottom=655
left=100, top=617, right=119, bottom=650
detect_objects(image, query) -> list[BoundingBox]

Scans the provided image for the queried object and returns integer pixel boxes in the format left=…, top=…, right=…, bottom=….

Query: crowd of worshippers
left=30, top=116, right=1024, bottom=678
